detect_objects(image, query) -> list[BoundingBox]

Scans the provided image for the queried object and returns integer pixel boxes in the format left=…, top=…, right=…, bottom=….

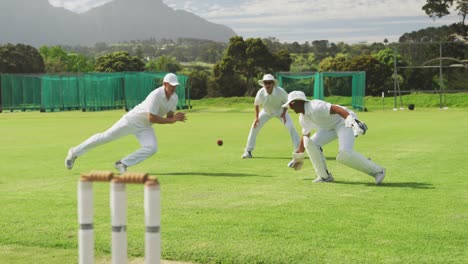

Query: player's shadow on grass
left=253, top=156, right=290, bottom=160
left=253, top=156, right=335, bottom=160
left=150, top=172, right=270, bottom=177
left=332, top=181, right=434, bottom=189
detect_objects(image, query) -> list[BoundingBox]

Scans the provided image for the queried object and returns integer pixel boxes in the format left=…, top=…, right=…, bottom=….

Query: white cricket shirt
left=299, top=100, right=349, bottom=134
left=124, top=86, right=178, bottom=127
left=254, top=86, right=288, bottom=115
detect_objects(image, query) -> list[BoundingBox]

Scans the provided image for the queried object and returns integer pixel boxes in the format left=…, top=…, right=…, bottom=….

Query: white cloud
left=197, top=0, right=429, bottom=24
left=48, top=0, right=113, bottom=13
left=48, top=0, right=461, bottom=43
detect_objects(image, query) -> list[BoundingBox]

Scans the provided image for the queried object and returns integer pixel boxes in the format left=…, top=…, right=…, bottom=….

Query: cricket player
left=65, top=73, right=186, bottom=173
left=241, top=74, right=300, bottom=158
left=284, top=91, right=386, bottom=185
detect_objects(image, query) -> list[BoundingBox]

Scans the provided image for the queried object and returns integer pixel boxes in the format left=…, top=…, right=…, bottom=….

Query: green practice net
left=276, top=72, right=316, bottom=95
left=80, top=73, right=125, bottom=111
left=41, top=75, right=82, bottom=111
left=315, top=72, right=366, bottom=110
left=0, top=74, right=42, bottom=111
left=277, top=71, right=366, bottom=110
left=0, top=72, right=190, bottom=112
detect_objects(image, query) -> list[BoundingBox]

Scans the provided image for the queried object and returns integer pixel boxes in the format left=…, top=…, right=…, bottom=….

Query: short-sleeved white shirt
left=124, top=86, right=178, bottom=127
left=254, top=86, right=288, bottom=115
left=299, top=100, right=353, bottom=135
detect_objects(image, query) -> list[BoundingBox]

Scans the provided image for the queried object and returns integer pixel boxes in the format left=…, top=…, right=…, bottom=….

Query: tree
left=373, top=48, right=409, bottom=89
left=318, top=53, right=349, bottom=72
left=211, top=37, right=291, bottom=96
left=272, top=50, right=293, bottom=73
left=312, top=40, right=330, bottom=62
left=94, top=51, right=145, bottom=72
left=0, top=43, right=45, bottom=73
left=346, top=55, right=392, bottom=96
left=39, top=46, right=69, bottom=73
left=187, top=69, right=209, bottom=99
left=39, top=46, right=93, bottom=73
left=145, top=55, right=181, bottom=72
left=261, top=37, right=284, bottom=54
left=290, top=53, right=317, bottom=72
left=423, top=0, right=467, bottom=25
left=318, top=54, right=392, bottom=96
left=243, top=38, right=274, bottom=95
left=373, top=48, right=408, bottom=68
left=209, top=57, right=247, bottom=97
left=135, top=45, right=144, bottom=59
left=399, top=23, right=468, bottom=43
left=66, top=53, right=94, bottom=73
left=288, top=42, right=302, bottom=54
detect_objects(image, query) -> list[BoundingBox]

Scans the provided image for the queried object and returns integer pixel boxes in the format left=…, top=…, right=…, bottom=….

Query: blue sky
left=48, top=0, right=460, bottom=43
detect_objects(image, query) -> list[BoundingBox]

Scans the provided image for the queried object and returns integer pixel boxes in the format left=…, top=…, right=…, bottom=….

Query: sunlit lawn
left=0, top=104, right=467, bottom=263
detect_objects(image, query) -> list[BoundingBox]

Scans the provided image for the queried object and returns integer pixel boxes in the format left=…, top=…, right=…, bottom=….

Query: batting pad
left=336, top=150, right=383, bottom=176
left=304, top=137, right=331, bottom=179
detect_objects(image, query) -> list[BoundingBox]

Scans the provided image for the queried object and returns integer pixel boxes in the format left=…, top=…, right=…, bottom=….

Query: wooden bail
left=80, top=171, right=114, bottom=182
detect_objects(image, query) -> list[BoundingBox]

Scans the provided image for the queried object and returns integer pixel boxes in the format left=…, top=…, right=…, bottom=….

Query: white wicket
left=78, top=180, right=94, bottom=264
left=78, top=171, right=161, bottom=264
left=145, top=178, right=161, bottom=263
left=111, top=180, right=127, bottom=264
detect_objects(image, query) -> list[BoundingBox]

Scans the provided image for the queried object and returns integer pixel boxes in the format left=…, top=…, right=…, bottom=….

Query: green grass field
left=1, top=98, right=467, bottom=263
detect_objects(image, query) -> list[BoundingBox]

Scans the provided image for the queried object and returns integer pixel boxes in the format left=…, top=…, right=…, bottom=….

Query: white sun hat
left=163, top=73, right=180, bottom=86
left=282, top=91, right=310, bottom=108
left=257, top=74, right=278, bottom=87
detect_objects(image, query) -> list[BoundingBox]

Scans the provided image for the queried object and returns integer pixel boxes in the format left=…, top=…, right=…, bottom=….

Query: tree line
left=1, top=22, right=466, bottom=99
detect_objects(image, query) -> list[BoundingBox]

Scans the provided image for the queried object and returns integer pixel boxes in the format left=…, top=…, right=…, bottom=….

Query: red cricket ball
left=217, top=139, right=223, bottom=146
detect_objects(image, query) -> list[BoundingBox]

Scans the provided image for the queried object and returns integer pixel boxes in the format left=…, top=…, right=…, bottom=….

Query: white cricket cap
left=282, top=91, right=310, bottom=108
left=163, top=73, right=180, bottom=86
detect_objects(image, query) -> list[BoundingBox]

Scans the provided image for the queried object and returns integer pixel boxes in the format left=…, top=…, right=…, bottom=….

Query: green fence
left=0, top=72, right=190, bottom=112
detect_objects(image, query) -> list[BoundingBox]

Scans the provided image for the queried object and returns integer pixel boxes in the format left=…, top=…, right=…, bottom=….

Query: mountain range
left=0, top=0, right=237, bottom=46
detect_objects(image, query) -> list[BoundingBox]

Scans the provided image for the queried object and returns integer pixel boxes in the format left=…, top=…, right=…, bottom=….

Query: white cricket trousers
left=310, top=124, right=355, bottom=152
left=310, top=124, right=383, bottom=176
left=244, top=110, right=300, bottom=152
left=72, top=117, right=157, bottom=167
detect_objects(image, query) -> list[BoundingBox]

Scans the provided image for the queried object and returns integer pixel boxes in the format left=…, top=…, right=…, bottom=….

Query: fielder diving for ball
left=283, top=91, right=386, bottom=185
left=65, top=73, right=186, bottom=173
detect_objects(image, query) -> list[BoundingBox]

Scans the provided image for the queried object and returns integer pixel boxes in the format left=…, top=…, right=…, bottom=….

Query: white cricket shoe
left=65, top=148, right=77, bottom=170
left=114, top=161, right=127, bottom=174
left=241, top=151, right=253, bottom=159
left=375, top=168, right=386, bottom=185
left=312, top=174, right=334, bottom=183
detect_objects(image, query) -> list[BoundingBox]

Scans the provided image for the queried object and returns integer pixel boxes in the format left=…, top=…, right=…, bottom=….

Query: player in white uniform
left=283, top=91, right=386, bottom=185
left=241, top=74, right=300, bottom=158
left=65, top=73, right=186, bottom=173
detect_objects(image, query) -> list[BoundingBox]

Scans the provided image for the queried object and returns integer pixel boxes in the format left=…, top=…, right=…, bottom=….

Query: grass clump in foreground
left=0, top=101, right=467, bottom=263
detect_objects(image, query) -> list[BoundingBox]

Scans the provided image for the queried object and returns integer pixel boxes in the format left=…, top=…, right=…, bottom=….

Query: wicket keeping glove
left=288, top=152, right=305, bottom=170
left=345, top=115, right=368, bottom=137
